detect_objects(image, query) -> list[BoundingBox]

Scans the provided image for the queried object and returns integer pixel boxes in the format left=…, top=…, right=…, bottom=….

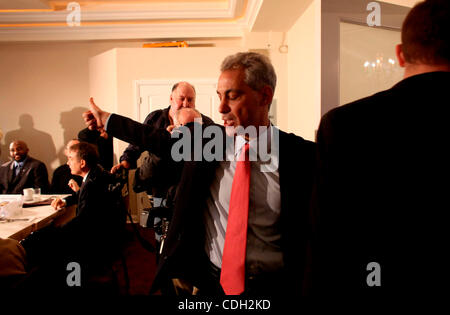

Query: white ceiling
left=0, top=0, right=418, bottom=42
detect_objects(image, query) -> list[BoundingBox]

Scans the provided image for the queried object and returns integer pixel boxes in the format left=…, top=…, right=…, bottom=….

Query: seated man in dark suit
left=51, top=142, right=126, bottom=267
left=312, top=0, right=450, bottom=296
left=0, top=140, right=49, bottom=194
left=18, top=142, right=126, bottom=291
left=50, top=139, right=83, bottom=194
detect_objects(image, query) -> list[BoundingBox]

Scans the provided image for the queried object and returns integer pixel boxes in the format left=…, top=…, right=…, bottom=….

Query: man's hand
left=68, top=179, right=80, bottom=192
left=82, top=97, right=111, bottom=131
left=166, top=125, right=176, bottom=133
left=51, top=198, right=66, bottom=210
left=111, top=160, right=131, bottom=174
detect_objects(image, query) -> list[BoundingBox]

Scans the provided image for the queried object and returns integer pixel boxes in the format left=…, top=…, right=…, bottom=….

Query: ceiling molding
left=241, top=0, right=262, bottom=32
left=0, top=5, right=236, bottom=22
left=0, top=22, right=246, bottom=41
left=0, top=0, right=264, bottom=41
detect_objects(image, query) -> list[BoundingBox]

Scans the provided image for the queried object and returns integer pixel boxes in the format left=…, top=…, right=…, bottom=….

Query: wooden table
left=0, top=195, right=76, bottom=241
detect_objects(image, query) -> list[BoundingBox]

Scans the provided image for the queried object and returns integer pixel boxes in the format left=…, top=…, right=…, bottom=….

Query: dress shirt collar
left=82, top=170, right=90, bottom=183
left=13, top=157, right=27, bottom=169
left=234, top=124, right=273, bottom=160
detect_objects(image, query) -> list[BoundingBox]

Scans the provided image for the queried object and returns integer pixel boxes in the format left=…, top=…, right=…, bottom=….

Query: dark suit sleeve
left=64, top=190, right=78, bottom=207
left=309, top=109, right=349, bottom=294
left=313, top=110, right=341, bottom=223
left=201, top=114, right=214, bottom=126
left=107, top=114, right=173, bottom=160
left=119, top=111, right=159, bottom=168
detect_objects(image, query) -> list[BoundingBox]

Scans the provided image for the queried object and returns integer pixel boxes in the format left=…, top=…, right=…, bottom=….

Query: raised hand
left=166, top=124, right=176, bottom=133
left=68, top=179, right=80, bottom=192
left=82, top=97, right=111, bottom=131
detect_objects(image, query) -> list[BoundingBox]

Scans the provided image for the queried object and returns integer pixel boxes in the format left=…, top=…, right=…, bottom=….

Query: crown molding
left=0, top=22, right=247, bottom=41
left=0, top=0, right=267, bottom=42
left=0, top=3, right=237, bottom=22
left=241, top=0, right=263, bottom=32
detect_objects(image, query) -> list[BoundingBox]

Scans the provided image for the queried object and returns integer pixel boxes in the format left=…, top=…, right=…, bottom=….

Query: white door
left=135, top=79, right=220, bottom=124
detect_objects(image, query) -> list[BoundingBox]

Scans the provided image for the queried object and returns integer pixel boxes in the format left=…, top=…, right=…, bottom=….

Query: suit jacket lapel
left=9, top=161, right=24, bottom=191
left=78, top=177, right=88, bottom=202
left=7, top=162, right=15, bottom=185
left=77, top=170, right=93, bottom=212
left=75, top=180, right=87, bottom=216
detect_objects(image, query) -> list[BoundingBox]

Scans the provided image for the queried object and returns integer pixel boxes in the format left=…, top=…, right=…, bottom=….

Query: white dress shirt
left=203, top=126, right=284, bottom=276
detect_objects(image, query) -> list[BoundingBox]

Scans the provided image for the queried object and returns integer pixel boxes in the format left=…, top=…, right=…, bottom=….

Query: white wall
left=0, top=42, right=91, bottom=173
left=286, top=0, right=321, bottom=141
left=89, top=49, right=118, bottom=115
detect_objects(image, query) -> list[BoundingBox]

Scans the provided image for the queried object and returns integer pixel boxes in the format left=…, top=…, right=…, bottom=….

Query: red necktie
left=220, top=143, right=250, bottom=295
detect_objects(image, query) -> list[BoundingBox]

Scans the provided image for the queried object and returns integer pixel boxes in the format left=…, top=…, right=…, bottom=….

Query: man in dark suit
left=19, top=142, right=125, bottom=291
left=312, top=0, right=450, bottom=296
left=51, top=142, right=125, bottom=258
left=0, top=140, right=49, bottom=194
left=84, top=52, right=316, bottom=298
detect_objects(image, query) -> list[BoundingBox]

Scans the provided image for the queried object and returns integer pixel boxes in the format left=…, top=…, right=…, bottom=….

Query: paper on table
left=22, top=198, right=54, bottom=208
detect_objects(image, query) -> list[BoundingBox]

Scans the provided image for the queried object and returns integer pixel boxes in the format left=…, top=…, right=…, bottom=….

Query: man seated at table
left=51, top=142, right=126, bottom=264
left=20, top=142, right=126, bottom=291
left=0, top=140, right=49, bottom=194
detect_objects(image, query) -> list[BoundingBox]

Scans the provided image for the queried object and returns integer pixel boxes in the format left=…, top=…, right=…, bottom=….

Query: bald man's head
left=174, top=107, right=202, bottom=127
left=169, top=81, right=196, bottom=123
left=9, top=140, right=29, bottom=162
